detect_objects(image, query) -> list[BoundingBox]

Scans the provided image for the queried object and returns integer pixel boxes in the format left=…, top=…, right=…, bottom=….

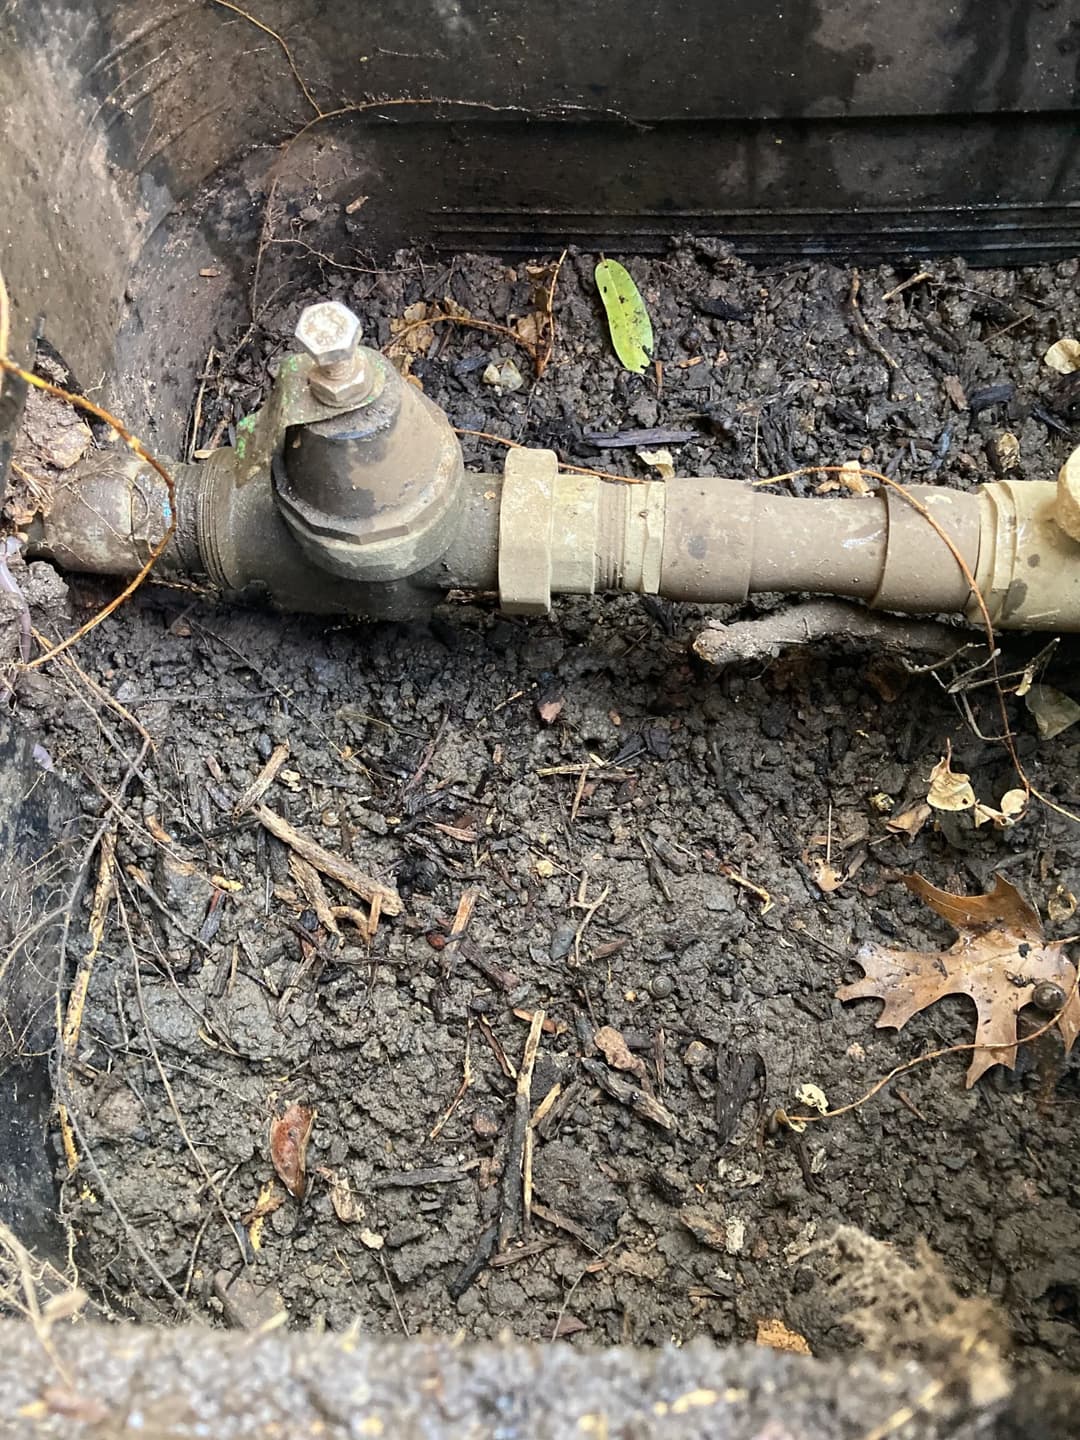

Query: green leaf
left=594, top=259, right=653, bottom=374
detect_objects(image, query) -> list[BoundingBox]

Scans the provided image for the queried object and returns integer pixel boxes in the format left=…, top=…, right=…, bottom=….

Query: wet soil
left=20, top=244, right=1080, bottom=1365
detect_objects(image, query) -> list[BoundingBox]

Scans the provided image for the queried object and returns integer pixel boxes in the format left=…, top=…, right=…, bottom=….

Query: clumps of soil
left=12, top=241, right=1080, bottom=1370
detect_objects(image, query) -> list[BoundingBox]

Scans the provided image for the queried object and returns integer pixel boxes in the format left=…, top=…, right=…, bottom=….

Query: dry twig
left=498, top=1010, right=545, bottom=1249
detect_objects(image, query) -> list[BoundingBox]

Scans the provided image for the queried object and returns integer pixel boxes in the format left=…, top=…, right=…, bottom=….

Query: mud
left=13, top=244, right=1080, bottom=1368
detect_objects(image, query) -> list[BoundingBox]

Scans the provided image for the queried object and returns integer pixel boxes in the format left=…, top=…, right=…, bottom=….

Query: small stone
left=482, top=357, right=524, bottom=393
left=213, top=1271, right=286, bottom=1330
left=649, top=973, right=674, bottom=999
left=683, top=1040, right=710, bottom=1068
left=549, top=919, right=577, bottom=961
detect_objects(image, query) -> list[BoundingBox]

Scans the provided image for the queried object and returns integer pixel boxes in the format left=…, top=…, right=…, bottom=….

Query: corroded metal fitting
left=294, top=300, right=371, bottom=407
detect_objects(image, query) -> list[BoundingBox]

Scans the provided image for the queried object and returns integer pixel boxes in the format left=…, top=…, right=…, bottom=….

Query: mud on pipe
left=23, top=301, right=1080, bottom=633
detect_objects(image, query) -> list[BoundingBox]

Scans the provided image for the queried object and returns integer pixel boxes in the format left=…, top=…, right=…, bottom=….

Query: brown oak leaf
left=838, top=874, right=1080, bottom=1087
left=269, top=1103, right=315, bottom=1198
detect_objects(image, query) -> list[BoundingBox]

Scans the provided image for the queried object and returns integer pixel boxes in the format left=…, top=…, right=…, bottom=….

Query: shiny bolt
left=294, top=301, right=369, bottom=406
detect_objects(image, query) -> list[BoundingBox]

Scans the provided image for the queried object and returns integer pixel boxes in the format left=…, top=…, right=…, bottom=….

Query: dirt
left=12, top=241, right=1080, bottom=1367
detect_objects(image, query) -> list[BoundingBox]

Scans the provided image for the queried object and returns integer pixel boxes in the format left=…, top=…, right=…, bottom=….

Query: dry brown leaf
left=756, top=1317, right=812, bottom=1355
left=679, top=1206, right=728, bottom=1250
left=269, top=1103, right=316, bottom=1199
left=637, top=447, right=675, bottom=479
left=19, top=388, right=92, bottom=470
left=594, top=1024, right=648, bottom=1083
left=838, top=874, right=1080, bottom=1086
left=514, top=311, right=543, bottom=348
left=943, top=374, right=968, bottom=411
left=994, top=431, right=1020, bottom=471
left=885, top=801, right=932, bottom=841
left=927, top=748, right=976, bottom=812
left=1044, top=337, right=1080, bottom=375
left=388, top=301, right=436, bottom=369
left=814, top=460, right=871, bottom=496
left=973, top=788, right=1028, bottom=829
left=1048, top=887, right=1077, bottom=925
left=316, top=1166, right=364, bottom=1223
left=810, top=858, right=845, bottom=893
left=242, top=1179, right=285, bottom=1225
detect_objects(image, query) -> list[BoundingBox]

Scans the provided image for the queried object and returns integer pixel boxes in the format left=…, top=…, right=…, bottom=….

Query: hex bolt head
left=294, top=301, right=363, bottom=370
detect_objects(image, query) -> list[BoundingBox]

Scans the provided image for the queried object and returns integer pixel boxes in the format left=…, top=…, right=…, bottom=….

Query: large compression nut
left=499, top=448, right=557, bottom=614
left=498, top=449, right=666, bottom=613
left=273, top=354, right=464, bottom=583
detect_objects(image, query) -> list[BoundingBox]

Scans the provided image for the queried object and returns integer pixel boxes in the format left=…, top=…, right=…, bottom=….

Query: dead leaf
left=269, top=1103, right=315, bottom=1198
left=1048, top=888, right=1077, bottom=924
left=388, top=301, right=435, bottom=370
left=756, top=1317, right=812, bottom=1355
left=594, top=1024, right=648, bottom=1083
left=316, top=1166, right=364, bottom=1223
left=795, top=1082, right=828, bottom=1114
left=514, top=312, right=543, bottom=348
left=1043, top=337, right=1080, bottom=375
left=552, top=1314, right=588, bottom=1338
left=943, top=374, right=968, bottom=410
left=810, top=858, right=845, bottom=893
left=927, top=747, right=976, bottom=812
left=679, top=1207, right=728, bottom=1250
left=1026, top=684, right=1080, bottom=739
left=838, top=459, right=871, bottom=495
left=864, top=659, right=908, bottom=703
left=815, top=460, right=871, bottom=496
left=536, top=696, right=564, bottom=725
left=637, top=447, right=675, bottom=479
left=838, top=874, right=1080, bottom=1085
left=243, top=1179, right=285, bottom=1225
left=973, top=788, right=1028, bottom=829
left=994, top=431, right=1020, bottom=472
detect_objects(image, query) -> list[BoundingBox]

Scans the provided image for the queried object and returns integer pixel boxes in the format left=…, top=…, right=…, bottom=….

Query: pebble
left=549, top=919, right=577, bottom=961
left=482, top=357, right=524, bottom=393
left=683, top=1040, right=710, bottom=1068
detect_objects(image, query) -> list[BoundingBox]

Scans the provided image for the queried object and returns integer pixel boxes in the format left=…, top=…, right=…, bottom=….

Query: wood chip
left=581, top=1057, right=676, bottom=1130
left=255, top=804, right=402, bottom=915
left=756, top=1317, right=812, bottom=1355
left=594, top=1024, right=648, bottom=1083
left=498, top=1010, right=545, bottom=1249
left=289, top=853, right=341, bottom=936
left=233, top=744, right=291, bottom=819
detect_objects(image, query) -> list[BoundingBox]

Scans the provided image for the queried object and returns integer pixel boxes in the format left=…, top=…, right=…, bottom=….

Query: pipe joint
left=497, top=449, right=664, bottom=614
